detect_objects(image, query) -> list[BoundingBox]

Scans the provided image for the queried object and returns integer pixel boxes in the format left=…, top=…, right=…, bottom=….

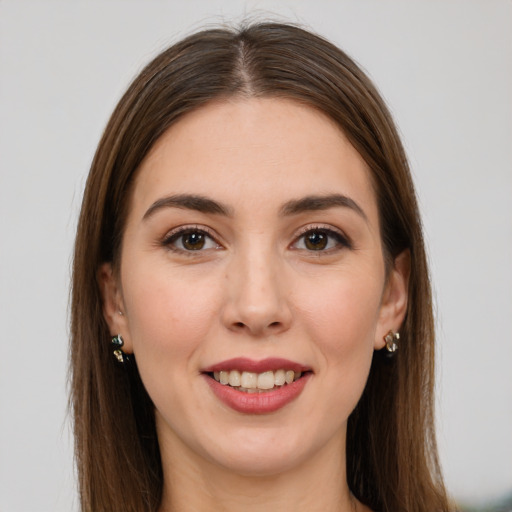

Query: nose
left=221, top=243, right=293, bottom=337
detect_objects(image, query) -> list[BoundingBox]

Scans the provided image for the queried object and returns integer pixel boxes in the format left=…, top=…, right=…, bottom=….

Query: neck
left=158, top=431, right=361, bottom=512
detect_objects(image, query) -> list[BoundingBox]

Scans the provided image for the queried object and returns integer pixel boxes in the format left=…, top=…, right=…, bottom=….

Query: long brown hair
left=71, top=22, right=451, bottom=512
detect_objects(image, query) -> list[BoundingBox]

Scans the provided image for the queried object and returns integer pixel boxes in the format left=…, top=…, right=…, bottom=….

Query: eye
left=163, top=227, right=221, bottom=252
left=293, top=227, right=351, bottom=252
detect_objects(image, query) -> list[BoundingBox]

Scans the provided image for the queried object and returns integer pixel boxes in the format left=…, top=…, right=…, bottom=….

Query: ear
left=374, top=250, right=410, bottom=350
left=98, top=263, right=133, bottom=353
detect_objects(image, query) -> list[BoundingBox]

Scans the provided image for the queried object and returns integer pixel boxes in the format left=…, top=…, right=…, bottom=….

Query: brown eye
left=182, top=232, right=206, bottom=250
left=164, top=228, right=220, bottom=252
left=304, top=231, right=328, bottom=250
left=293, top=228, right=351, bottom=252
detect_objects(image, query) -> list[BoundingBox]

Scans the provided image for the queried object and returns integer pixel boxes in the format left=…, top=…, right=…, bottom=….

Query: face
left=101, top=98, right=408, bottom=477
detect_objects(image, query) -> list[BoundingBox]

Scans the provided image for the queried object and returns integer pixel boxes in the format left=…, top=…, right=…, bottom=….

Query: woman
left=71, top=22, right=452, bottom=512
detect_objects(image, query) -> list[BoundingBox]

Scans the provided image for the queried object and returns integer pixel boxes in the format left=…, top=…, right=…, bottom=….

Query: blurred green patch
left=457, top=491, right=512, bottom=512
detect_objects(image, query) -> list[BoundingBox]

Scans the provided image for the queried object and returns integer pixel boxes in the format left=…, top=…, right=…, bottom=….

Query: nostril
left=231, top=321, right=281, bottom=332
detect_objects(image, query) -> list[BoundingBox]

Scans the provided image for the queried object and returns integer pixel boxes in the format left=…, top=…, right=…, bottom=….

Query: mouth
left=201, top=357, right=312, bottom=414
left=206, top=369, right=308, bottom=393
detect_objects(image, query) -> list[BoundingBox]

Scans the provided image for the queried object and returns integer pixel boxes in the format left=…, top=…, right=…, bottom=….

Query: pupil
left=183, top=232, right=205, bottom=250
left=305, top=231, right=327, bottom=250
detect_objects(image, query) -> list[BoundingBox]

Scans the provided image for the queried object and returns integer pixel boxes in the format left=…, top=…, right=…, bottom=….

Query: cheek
left=283, top=267, right=384, bottom=445
left=121, top=263, right=220, bottom=364
left=296, top=267, right=383, bottom=385
left=119, top=263, right=225, bottom=437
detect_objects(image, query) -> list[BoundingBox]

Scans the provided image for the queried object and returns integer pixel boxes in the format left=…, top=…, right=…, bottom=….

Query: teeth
left=228, top=370, right=241, bottom=387
left=212, top=369, right=304, bottom=391
left=240, top=372, right=257, bottom=388
left=274, top=369, right=286, bottom=386
left=257, top=371, right=275, bottom=389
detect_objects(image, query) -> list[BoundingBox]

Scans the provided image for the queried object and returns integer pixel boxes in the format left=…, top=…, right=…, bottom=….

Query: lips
left=202, top=357, right=312, bottom=414
left=202, top=357, right=309, bottom=374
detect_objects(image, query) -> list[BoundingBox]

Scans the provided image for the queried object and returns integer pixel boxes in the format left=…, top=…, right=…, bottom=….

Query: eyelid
left=161, top=224, right=223, bottom=251
left=291, top=223, right=352, bottom=250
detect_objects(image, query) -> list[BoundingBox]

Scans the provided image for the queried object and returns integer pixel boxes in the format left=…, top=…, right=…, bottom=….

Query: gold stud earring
left=384, top=331, right=400, bottom=353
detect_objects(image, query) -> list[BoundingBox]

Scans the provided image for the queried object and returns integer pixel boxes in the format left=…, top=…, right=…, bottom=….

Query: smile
left=202, top=358, right=312, bottom=414
left=211, top=369, right=302, bottom=392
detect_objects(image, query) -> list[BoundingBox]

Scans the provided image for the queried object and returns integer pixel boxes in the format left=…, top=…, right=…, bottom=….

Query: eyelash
left=161, top=225, right=221, bottom=254
left=292, top=225, right=352, bottom=252
left=161, top=224, right=352, bottom=255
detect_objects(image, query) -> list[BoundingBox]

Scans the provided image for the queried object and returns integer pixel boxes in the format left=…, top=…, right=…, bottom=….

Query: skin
left=101, top=98, right=409, bottom=512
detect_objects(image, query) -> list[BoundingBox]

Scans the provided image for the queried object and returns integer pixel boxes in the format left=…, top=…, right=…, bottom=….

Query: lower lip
left=204, top=373, right=311, bottom=414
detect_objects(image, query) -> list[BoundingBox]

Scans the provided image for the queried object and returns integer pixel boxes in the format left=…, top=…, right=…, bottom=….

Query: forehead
left=131, top=97, right=378, bottom=222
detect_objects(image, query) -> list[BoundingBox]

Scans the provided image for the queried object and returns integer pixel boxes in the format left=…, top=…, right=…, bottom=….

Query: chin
left=199, top=423, right=329, bottom=478
left=214, top=447, right=308, bottom=478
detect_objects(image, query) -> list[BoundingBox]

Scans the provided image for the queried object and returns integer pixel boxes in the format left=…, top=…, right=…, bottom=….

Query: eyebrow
left=142, top=192, right=367, bottom=222
left=280, top=194, right=368, bottom=221
left=143, top=194, right=233, bottom=220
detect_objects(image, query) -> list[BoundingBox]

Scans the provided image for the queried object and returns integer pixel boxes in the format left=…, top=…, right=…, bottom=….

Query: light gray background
left=1, top=1, right=511, bottom=511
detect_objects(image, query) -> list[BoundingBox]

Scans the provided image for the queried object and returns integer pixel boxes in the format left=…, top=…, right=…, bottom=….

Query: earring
left=111, top=334, right=127, bottom=363
left=384, top=330, right=400, bottom=353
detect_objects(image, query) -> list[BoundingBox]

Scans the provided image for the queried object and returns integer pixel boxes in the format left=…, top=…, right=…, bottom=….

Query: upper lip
left=202, top=357, right=311, bottom=374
